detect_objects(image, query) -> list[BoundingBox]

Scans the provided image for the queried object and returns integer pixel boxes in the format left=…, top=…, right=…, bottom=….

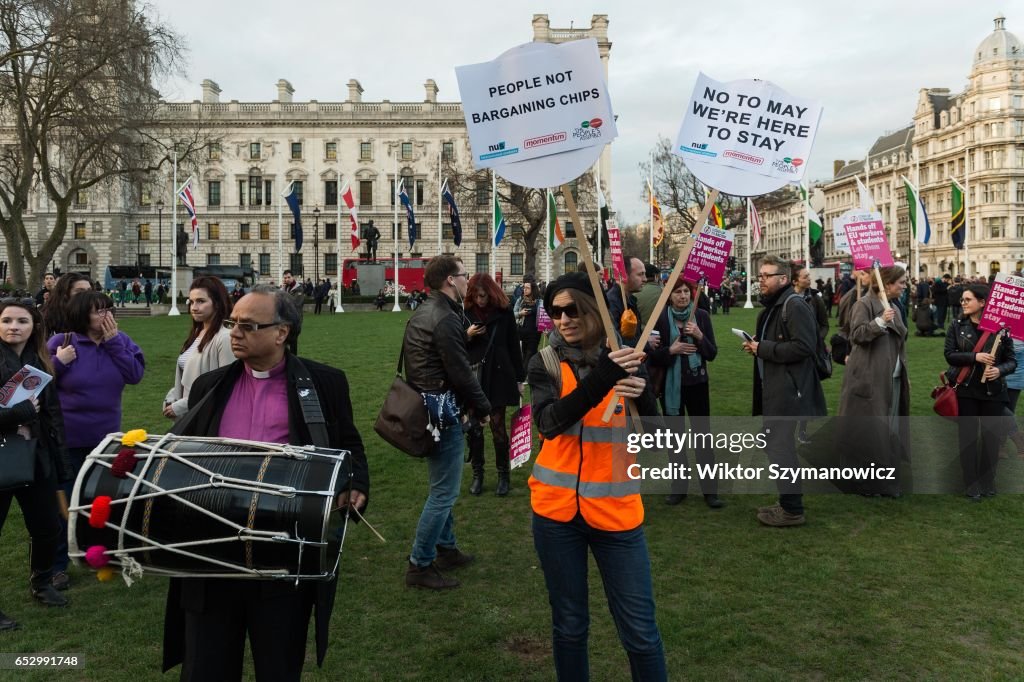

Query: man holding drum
left=162, top=285, right=369, bottom=682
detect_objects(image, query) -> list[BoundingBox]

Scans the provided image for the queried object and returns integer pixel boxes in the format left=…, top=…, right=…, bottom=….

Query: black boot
left=30, top=571, right=68, bottom=607
left=494, top=439, right=511, bottom=497
left=0, top=609, right=19, bottom=631
left=468, top=428, right=485, bottom=496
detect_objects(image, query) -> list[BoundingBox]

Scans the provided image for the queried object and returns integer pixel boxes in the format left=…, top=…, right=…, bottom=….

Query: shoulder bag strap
left=955, top=329, right=992, bottom=385
left=292, top=358, right=330, bottom=449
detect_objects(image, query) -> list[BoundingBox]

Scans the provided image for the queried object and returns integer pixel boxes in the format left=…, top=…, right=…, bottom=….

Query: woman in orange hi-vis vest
left=526, top=272, right=667, bottom=681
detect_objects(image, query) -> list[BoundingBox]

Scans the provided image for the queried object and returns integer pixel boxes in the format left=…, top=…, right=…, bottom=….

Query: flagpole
left=964, top=149, right=971, bottom=277
left=596, top=164, right=603, bottom=269
left=491, top=171, right=497, bottom=278
left=648, top=151, right=654, bottom=263
left=437, top=150, right=443, bottom=257
left=336, top=170, right=344, bottom=313
left=392, top=150, right=400, bottom=312
left=803, top=182, right=810, bottom=267
left=744, top=198, right=753, bottom=309
left=914, top=156, right=921, bottom=277
left=545, top=189, right=551, bottom=284
left=277, top=182, right=284, bottom=287
left=168, top=152, right=180, bottom=316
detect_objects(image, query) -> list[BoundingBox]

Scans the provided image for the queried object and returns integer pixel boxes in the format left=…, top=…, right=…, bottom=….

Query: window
left=1018, top=183, right=1024, bottom=203
left=289, top=253, right=304, bottom=276
left=259, top=223, right=270, bottom=240
left=475, top=253, right=489, bottom=273
left=565, top=221, right=576, bottom=238
left=207, top=253, right=220, bottom=265
left=240, top=223, right=251, bottom=240
left=564, top=251, right=578, bottom=272
left=1017, top=149, right=1024, bottom=169
left=360, top=142, right=372, bottom=161
left=138, top=223, right=150, bottom=240
left=442, top=141, right=454, bottom=161
left=291, top=142, right=302, bottom=160
left=238, top=180, right=246, bottom=207
left=1016, top=121, right=1024, bottom=137
left=325, top=253, right=338, bottom=276
left=359, top=180, right=373, bottom=207
left=239, top=253, right=252, bottom=270
left=988, top=122, right=1004, bottom=138
left=476, top=181, right=489, bottom=206
left=1015, top=95, right=1023, bottom=109
left=393, top=221, right=402, bottom=239
left=208, top=181, right=221, bottom=207
left=988, top=97, right=1001, bottom=111
left=292, top=180, right=303, bottom=205
left=259, top=253, right=271, bottom=275
left=511, top=253, right=524, bottom=276
left=984, top=216, right=1005, bottom=238
left=208, top=223, right=220, bottom=240
left=401, top=142, right=412, bottom=160
left=511, top=223, right=525, bottom=240
left=264, top=180, right=273, bottom=205
left=75, top=252, right=88, bottom=265
left=442, top=222, right=453, bottom=240
left=1018, top=216, right=1024, bottom=239
left=476, top=222, right=489, bottom=240
left=416, top=179, right=424, bottom=207
left=208, top=143, right=221, bottom=160
left=138, top=254, right=151, bottom=267
left=325, top=180, right=338, bottom=207
left=249, top=176, right=262, bottom=206
left=140, top=186, right=151, bottom=207
left=325, top=222, right=337, bottom=240
left=325, top=142, right=337, bottom=160
left=76, top=190, right=88, bottom=207
left=74, top=222, right=86, bottom=239
left=250, top=142, right=261, bottom=160
left=984, top=151, right=993, bottom=170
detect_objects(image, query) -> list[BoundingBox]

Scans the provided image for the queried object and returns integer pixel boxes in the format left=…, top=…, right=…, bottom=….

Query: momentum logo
left=723, top=150, right=764, bottom=165
left=524, top=132, right=567, bottom=149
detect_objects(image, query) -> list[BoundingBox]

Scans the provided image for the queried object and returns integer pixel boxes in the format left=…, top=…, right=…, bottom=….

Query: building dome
left=974, top=15, right=1023, bottom=65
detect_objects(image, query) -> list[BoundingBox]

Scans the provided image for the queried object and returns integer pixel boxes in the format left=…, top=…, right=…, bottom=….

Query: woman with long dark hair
left=46, top=291, right=145, bottom=588
left=464, top=273, right=525, bottom=496
left=163, top=276, right=235, bottom=419
left=528, top=272, right=666, bottom=680
left=944, top=284, right=1016, bottom=500
left=514, top=281, right=542, bottom=370
left=41, top=273, right=93, bottom=336
left=0, top=298, right=73, bottom=629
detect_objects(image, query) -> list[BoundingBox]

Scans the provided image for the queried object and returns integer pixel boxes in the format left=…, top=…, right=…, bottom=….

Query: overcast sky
left=150, top=0, right=1015, bottom=223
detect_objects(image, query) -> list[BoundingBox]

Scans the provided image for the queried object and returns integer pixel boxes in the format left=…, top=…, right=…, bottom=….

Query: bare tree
left=441, top=154, right=597, bottom=277
left=0, top=0, right=212, bottom=288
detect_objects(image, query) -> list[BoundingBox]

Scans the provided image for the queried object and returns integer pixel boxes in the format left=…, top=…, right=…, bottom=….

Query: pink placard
left=682, top=226, right=734, bottom=288
left=509, top=404, right=533, bottom=469
left=979, top=273, right=1024, bottom=339
left=840, top=212, right=893, bottom=270
left=607, top=218, right=626, bottom=281
left=536, top=302, right=553, bottom=332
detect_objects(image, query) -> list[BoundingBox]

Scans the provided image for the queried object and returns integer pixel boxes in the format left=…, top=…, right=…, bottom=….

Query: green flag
left=951, top=181, right=965, bottom=249
left=801, top=183, right=823, bottom=244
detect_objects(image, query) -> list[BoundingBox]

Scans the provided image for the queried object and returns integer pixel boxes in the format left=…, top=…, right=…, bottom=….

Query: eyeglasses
left=0, top=297, right=36, bottom=307
left=757, top=272, right=785, bottom=280
left=548, top=304, right=580, bottom=320
left=223, top=319, right=281, bottom=333
left=451, top=272, right=469, bottom=279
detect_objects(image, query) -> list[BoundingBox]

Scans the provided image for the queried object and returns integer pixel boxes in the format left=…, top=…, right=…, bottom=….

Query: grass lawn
left=1, top=306, right=1023, bottom=680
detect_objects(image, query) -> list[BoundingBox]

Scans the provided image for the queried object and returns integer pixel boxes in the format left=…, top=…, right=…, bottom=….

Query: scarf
left=664, top=306, right=701, bottom=416
left=548, top=329, right=602, bottom=381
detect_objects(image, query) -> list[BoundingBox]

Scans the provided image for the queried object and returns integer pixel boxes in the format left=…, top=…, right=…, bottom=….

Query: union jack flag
left=177, top=177, right=199, bottom=248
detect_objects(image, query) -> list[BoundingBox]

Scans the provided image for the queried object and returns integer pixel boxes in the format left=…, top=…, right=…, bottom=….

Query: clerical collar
left=244, top=357, right=286, bottom=380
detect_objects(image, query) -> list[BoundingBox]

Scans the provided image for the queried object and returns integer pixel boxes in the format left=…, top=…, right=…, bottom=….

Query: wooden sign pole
left=872, top=265, right=891, bottom=311
left=980, top=330, right=1003, bottom=383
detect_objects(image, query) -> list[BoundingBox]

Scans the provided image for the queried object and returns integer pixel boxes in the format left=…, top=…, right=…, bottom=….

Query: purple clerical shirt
left=217, top=359, right=290, bottom=444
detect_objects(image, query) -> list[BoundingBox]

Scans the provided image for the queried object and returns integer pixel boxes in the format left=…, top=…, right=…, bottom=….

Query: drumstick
left=332, top=503, right=387, bottom=543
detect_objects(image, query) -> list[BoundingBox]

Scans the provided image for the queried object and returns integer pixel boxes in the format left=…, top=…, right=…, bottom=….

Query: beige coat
left=163, top=327, right=236, bottom=416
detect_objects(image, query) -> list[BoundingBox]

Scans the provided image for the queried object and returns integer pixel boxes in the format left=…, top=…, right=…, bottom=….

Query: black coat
left=0, top=343, right=71, bottom=483
left=648, top=306, right=717, bottom=385
left=162, top=354, right=370, bottom=672
left=466, top=307, right=526, bottom=408
left=944, top=317, right=1016, bottom=402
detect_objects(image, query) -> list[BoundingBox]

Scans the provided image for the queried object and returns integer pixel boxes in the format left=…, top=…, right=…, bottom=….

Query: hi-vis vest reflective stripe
left=529, top=361, right=644, bottom=531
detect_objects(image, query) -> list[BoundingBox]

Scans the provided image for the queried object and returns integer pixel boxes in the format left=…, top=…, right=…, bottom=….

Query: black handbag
left=0, top=433, right=37, bottom=491
left=374, top=348, right=433, bottom=458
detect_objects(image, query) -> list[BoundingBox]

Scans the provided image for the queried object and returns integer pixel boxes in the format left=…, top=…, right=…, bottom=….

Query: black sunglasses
left=548, top=304, right=580, bottom=320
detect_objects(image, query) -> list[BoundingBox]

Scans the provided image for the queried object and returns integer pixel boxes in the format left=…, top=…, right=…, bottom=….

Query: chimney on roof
left=201, top=79, right=221, bottom=103
left=276, top=79, right=294, bottom=103
left=424, top=79, right=438, bottom=103
left=833, top=160, right=846, bottom=176
left=347, top=79, right=363, bottom=103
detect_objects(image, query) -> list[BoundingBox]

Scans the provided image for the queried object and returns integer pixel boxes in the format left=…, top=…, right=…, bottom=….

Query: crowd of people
left=1, top=255, right=1021, bottom=681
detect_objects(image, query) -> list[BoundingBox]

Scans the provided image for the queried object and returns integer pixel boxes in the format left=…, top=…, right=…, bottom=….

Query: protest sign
left=832, top=215, right=851, bottom=254
left=0, top=364, right=52, bottom=407
left=980, top=272, right=1024, bottom=340
left=456, top=39, right=616, bottom=172
left=607, top=218, right=626, bottom=281
left=838, top=210, right=892, bottom=270
left=673, top=72, right=823, bottom=196
left=509, top=405, right=533, bottom=469
left=536, top=302, right=553, bottom=332
left=682, top=226, right=734, bottom=287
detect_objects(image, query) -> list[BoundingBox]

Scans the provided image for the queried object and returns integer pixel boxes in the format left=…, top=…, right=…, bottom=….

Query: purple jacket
left=47, top=331, right=145, bottom=449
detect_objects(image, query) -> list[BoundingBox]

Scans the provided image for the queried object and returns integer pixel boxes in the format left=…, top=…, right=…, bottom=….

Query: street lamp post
left=157, top=200, right=164, bottom=269
left=136, top=224, right=141, bottom=274
left=313, top=206, right=320, bottom=283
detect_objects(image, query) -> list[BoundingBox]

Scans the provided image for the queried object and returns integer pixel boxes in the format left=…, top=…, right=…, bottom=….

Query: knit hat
left=543, top=272, right=596, bottom=312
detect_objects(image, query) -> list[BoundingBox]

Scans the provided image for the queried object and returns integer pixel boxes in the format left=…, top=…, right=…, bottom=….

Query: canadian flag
left=341, top=182, right=360, bottom=250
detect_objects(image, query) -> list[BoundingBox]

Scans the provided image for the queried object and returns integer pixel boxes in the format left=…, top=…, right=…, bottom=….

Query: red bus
left=341, top=257, right=428, bottom=294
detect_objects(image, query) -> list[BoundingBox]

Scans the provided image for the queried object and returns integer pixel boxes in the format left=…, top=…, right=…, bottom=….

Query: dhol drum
left=69, top=433, right=351, bottom=581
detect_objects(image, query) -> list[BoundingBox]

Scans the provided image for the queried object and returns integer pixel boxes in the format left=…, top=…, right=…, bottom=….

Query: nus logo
left=691, top=143, right=708, bottom=150
left=488, top=141, right=506, bottom=152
